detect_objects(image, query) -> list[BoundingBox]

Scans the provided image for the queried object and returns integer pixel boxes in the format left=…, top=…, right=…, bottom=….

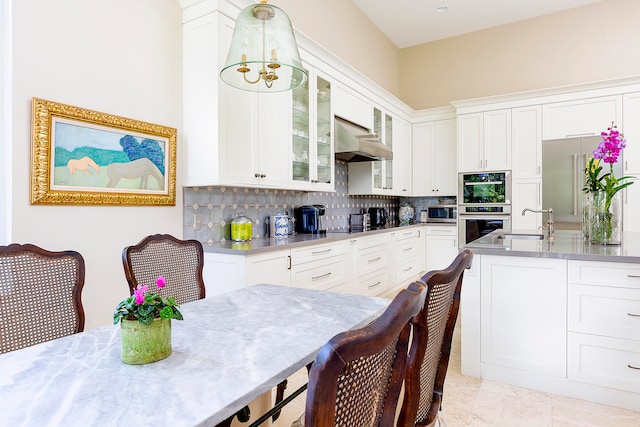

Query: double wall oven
left=458, top=171, right=512, bottom=245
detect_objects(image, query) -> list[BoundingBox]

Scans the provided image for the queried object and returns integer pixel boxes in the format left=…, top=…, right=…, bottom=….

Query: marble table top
left=0, top=284, right=390, bottom=427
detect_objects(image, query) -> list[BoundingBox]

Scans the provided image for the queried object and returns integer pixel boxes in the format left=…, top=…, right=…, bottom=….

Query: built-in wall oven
left=458, top=171, right=512, bottom=245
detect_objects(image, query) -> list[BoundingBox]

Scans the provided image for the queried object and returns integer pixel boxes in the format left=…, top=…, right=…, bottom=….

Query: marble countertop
left=0, top=284, right=390, bottom=427
left=465, top=229, right=640, bottom=262
left=203, top=223, right=437, bottom=255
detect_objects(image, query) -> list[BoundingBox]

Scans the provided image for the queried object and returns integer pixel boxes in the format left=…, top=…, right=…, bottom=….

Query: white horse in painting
left=67, top=156, right=100, bottom=176
left=106, top=158, right=164, bottom=189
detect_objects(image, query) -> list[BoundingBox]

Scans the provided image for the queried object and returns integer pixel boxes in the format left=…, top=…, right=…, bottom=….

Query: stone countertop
left=203, top=223, right=430, bottom=255
left=465, top=229, right=640, bottom=263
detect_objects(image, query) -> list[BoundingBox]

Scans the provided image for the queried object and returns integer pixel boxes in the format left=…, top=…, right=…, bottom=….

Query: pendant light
left=220, top=0, right=308, bottom=93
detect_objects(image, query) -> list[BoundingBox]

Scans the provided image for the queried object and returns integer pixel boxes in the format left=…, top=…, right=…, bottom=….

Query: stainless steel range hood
left=334, top=116, right=393, bottom=162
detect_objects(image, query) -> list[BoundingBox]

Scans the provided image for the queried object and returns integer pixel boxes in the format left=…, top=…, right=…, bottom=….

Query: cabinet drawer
left=290, top=241, right=346, bottom=265
left=395, top=256, right=421, bottom=286
left=392, top=228, right=421, bottom=242
left=396, top=239, right=420, bottom=258
left=356, top=233, right=388, bottom=250
left=568, top=332, right=640, bottom=393
left=357, top=245, right=388, bottom=276
left=358, top=269, right=390, bottom=297
left=290, top=255, right=347, bottom=291
left=426, top=225, right=456, bottom=236
left=569, top=260, right=640, bottom=289
left=568, top=284, right=640, bottom=340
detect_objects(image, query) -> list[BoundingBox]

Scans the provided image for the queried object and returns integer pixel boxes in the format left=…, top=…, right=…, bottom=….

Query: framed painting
left=31, top=98, right=176, bottom=205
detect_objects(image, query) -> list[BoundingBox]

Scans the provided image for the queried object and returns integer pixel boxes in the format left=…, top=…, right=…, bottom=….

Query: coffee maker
left=295, top=205, right=327, bottom=234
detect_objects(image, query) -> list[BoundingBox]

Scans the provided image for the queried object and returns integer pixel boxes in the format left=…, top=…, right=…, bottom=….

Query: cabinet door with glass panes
left=291, top=67, right=334, bottom=191
left=373, top=107, right=393, bottom=193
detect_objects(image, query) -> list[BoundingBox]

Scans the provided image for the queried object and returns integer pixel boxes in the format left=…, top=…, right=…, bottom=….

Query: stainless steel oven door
left=458, top=214, right=511, bottom=246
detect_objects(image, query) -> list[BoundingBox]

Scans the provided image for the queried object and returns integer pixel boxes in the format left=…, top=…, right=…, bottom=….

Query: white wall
left=11, top=0, right=183, bottom=330
left=1, top=0, right=9, bottom=244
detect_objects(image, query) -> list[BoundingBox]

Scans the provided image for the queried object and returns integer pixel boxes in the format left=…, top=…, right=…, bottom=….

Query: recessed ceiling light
left=436, top=5, right=448, bottom=13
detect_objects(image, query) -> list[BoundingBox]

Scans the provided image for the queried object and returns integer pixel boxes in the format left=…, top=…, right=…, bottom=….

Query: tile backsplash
left=183, top=161, right=455, bottom=244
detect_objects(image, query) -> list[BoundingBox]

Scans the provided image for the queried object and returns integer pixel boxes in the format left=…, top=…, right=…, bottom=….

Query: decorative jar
left=120, top=317, right=172, bottom=365
left=585, top=191, right=622, bottom=245
left=398, top=203, right=414, bottom=225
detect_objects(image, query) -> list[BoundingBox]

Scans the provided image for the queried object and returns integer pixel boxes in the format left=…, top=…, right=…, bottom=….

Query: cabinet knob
left=255, top=173, right=260, bottom=178
left=261, top=174, right=267, bottom=178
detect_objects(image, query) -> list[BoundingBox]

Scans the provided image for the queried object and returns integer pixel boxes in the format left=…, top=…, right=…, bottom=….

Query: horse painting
left=106, top=158, right=164, bottom=189
left=67, top=157, right=100, bottom=176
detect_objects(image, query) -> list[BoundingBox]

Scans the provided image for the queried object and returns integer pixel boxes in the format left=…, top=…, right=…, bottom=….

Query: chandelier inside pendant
left=220, top=0, right=307, bottom=93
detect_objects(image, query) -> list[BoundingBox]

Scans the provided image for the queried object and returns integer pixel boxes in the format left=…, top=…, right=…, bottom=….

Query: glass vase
left=581, top=192, right=593, bottom=240
left=586, top=191, right=622, bottom=245
left=120, top=317, right=172, bottom=364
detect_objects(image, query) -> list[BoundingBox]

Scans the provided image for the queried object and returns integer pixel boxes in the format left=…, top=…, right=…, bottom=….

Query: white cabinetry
left=511, top=179, right=542, bottom=230
left=393, top=117, right=412, bottom=196
left=332, top=83, right=373, bottom=130
left=425, top=225, right=458, bottom=271
left=182, top=4, right=290, bottom=188
left=290, top=67, right=335, bottom=191
left=622, top=92, right=640, bottom=232
left=390, top=227, right=425, bottom=290
left=512, top=105, right=542, bottom=179
left=355, top=234, right=390, bottom=296
left=458, top=109, right=511, bottom=172
left=413, top=119, right=457, bottom=196
left=480, top=255, right=567, bottom=377
left=290, top=241, right=351, bottom=293
left=542, top=95, right=622, bottom=140
left=567, top=261, right=640, bottom=394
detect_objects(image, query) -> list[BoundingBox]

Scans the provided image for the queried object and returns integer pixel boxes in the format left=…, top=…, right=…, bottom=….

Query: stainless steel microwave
left=458, top=171, right=512, bottom=207
left=426, top=205, right=457, bottom=223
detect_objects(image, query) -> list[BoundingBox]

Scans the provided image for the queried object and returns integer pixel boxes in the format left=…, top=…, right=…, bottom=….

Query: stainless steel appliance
left=426, top=205, right=457, bottom=223
left=349, top=212, right=371, bottom=232
left=334, top=117, right=393, bottom=162
left=368, top=207, right=387, bottom=228
left=542, top=136, right=623, bottom=230
left=295, top=205, right=327, bottom=234
left=458, top=171, right=512, bottom=245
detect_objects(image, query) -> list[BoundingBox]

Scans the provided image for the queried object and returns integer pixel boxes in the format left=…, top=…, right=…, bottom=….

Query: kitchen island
left=462, top=229, right=640, bottom=412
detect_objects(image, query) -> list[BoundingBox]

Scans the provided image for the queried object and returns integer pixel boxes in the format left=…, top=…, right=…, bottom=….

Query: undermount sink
left=495, top=233, right=544, bottom=241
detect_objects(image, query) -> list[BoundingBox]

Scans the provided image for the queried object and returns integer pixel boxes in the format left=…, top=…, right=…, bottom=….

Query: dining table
left=0, top=283, right=390, bottom=427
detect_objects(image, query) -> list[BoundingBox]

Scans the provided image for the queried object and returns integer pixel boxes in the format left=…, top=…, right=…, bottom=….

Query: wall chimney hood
left=334, top=116, right=393, bottom=162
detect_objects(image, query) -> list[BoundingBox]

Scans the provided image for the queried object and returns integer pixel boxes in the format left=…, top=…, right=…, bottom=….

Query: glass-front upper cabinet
left=291, top=67, right=334, bottom=191
left=372, top=107, right=393, bottom=192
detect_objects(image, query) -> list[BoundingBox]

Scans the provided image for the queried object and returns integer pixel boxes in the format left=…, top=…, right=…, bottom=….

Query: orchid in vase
left=583, top=122, right=634, bottom=243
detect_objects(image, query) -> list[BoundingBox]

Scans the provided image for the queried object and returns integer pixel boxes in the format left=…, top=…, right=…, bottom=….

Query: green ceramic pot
left=120, top=317, right=171, bottom=365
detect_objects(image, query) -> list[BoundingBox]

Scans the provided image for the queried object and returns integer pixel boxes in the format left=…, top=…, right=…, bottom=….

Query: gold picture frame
left=31, top=98, right=176, bottom=205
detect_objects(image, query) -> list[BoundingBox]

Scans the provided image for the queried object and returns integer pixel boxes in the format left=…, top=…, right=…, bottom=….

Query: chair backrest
left=397, top=249, right=474, bottom=427
left=122, top=234, right=205, bottom=305
left=304, top=285, right=426, bottom=427
left=0, top=243, right=85, bottom=354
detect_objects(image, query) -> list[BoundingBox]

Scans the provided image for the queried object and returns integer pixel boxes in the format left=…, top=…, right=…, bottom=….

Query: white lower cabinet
left=355, top=234, right=390, bottom=296
left=290, top=241, right=350, bottom=293
left=390, top=228, right=425, bottom=290
left=567, top=260, right=640, bottom=393
left=480, top=255, right=567, bottom=377
left=425, top=225, right=458, bottom=271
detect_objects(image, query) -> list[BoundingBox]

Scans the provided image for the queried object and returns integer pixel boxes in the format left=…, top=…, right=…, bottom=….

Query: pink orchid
left=156, top=276, right=166, bottom=289
left=134, top=284, right=149, bottom=304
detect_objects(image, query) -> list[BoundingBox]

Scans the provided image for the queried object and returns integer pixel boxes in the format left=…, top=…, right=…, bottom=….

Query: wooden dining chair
left=0, top=243, right=85, bottom=354
left=122, top=234, right=205, bottom=305
left=302, top=284, right=426, bottom=427
left=397, top=249, right=474, bottom=427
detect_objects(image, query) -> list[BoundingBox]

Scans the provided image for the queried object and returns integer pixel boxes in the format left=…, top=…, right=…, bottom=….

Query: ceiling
left=351, top=0, right=604, bottom=49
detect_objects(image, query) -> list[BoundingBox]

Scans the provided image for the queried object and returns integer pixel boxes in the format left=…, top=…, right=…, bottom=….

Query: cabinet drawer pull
left=312, top=272, right=332, bottom=280
left=403, top=247, right=413, bottom=252
left=628, top=364, right=640, bottom=370
left=627, top=274, right=640, bottom=278
left=628, top=313, right=640, bottom=317
left=368, top=257, right=382, bottom=263
left=403, top=266, right=413, bottom=272
left=368, top=281, right=381, bottom=288
left=312, top=249, right=332, bottom=255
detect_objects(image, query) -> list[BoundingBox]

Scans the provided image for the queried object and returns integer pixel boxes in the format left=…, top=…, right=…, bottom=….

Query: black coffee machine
left=295, top=205, right=327, bottom=234
left=368, top=207, right=387, bottom=228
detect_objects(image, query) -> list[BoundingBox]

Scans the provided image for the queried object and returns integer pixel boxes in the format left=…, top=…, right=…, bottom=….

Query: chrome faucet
left=522, top=208, right=555, bottom=240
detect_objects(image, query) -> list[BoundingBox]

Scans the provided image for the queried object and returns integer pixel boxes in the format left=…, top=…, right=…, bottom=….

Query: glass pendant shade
left=220, top=1, right=308, bottom=92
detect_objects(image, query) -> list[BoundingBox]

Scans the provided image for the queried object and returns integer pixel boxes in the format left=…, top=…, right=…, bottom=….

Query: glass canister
left=231, top=213, right=252, bottom=242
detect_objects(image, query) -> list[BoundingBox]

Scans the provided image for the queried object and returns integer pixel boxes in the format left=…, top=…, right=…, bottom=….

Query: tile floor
left=270, top=321, right=640, bottom=427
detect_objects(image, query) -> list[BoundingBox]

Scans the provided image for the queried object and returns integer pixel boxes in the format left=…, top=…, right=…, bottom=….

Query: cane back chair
left=303, top=284, right=426, bottom=427
left=397, top=249, right=474, bottom=427
left=122, top=234, right=205, bottom=305
left=0, top=243, right=85, bottom=354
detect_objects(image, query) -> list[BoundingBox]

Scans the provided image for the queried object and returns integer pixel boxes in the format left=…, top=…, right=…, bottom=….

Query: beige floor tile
left=551, top=393, right=640, bottom=427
